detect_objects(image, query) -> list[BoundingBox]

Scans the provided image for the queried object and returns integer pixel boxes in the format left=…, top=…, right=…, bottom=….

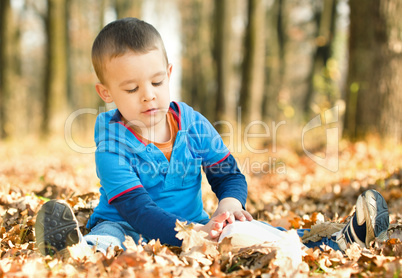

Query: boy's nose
left=141, top=86, right=156, bottom=102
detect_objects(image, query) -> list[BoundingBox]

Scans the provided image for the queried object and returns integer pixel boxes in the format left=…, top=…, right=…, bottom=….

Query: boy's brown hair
left=92, top=17, right=168, bottom=84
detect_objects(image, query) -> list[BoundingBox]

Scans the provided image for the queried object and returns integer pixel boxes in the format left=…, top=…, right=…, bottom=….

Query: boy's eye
left=126, top=87, right=139, bottom=93
left=152, top=80, right=164, bottom=87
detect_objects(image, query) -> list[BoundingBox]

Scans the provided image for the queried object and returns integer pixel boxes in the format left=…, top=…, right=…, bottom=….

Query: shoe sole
left=35, top=200, right=79, bottom=256
left=362, top=190, right=389, bottom=247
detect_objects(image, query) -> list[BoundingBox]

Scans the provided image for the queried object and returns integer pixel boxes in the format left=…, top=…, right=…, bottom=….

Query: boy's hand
left=212, top=197, right=253, bottom=224
left=194, top=211, right=231, bottom=241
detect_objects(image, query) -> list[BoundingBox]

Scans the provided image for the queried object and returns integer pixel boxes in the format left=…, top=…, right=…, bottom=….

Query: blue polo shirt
left=87, top=102, right=247, bottom=245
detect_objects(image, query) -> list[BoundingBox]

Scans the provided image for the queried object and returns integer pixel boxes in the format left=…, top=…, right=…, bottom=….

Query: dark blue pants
left=274, top=225, right=340, bottom=251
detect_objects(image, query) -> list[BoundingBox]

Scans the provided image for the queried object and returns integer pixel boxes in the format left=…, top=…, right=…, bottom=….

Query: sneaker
left=336, top=189, right=389, bottom=251
left=35, top=200, right=80, bottom=257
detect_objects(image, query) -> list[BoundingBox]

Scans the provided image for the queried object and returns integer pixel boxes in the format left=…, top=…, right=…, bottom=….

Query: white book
left=218, top=220, right=304, bottom=268
left=218, top=220, right=288, bottom=244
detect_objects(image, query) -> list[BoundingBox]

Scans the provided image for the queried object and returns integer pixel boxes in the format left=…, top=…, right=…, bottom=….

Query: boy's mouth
left=142, top=108, right=158, bottom=114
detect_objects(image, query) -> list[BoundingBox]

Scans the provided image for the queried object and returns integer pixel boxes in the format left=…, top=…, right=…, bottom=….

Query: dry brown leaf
left=67, top=243, right=96, bottom=260
left=389, top=227, right=402, bottom=241
left=174, top=220, right=208, bottom=252
left=0, top=141, right=400, bottom=277
left=301, top=221, right=345, bottom=243
left=154, top=246, right=185, bottom=267
left=218, top=237, right=232, bottom=258
left=317, top=257, right=333, bottom=273
left=345, top=243, right=363, bottom=261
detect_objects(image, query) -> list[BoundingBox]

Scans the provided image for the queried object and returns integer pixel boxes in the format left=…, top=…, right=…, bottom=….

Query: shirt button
left=146, top=146, right=152, bottom=152
left=161, top=167, right=167, bottom=174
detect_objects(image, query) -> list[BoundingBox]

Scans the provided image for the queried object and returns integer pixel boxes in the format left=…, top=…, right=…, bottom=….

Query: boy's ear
left=167, top=63, right=173, bottom=78
left=95, top=83, right=113, bottom=103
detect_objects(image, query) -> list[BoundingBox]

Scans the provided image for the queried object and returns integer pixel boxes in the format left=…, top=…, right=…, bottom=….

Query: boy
left=35, top=18, right=389, bottom=256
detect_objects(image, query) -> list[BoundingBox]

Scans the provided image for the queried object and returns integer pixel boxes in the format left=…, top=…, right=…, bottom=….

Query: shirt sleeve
left=111, top=187, right=187, bottom=246
left=95, top=149, right=142, bottom=203
left=203, top=153, right=248, bottom=208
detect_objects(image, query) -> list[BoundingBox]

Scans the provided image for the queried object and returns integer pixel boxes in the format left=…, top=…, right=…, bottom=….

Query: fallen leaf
left=301, top=222, right=345, bottom=243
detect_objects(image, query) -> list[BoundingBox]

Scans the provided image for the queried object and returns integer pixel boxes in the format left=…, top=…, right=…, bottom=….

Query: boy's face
left=96, top=48, right=172, bottom=131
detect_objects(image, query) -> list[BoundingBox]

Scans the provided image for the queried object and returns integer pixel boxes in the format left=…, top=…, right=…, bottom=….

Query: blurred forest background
left=1, top=1, right=402, bottom=275
left=0, top=0, right=401, bottom=148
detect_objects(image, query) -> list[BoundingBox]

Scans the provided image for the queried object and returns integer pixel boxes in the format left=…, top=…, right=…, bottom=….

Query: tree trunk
left=0, top=0, right=19, bottom=138
left=180, top=0, right=214, bottom=120
left=238, top=0, right=266, bottom=123
left=214, top=0, right=233, bottom=122
left=303, top=0, right=337, bottom=116
left=262, top=0, right=285, bottom=120
left=43, top=0, right=68, bottom=135
left=66, top=0, right=106, bottom=136
left=344, top=0, right=402, bottom=141
left=115, top=0, right=142, bottom=19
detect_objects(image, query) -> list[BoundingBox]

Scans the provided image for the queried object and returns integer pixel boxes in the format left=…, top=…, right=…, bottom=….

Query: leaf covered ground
left=0, top=138, right=401, bottom=277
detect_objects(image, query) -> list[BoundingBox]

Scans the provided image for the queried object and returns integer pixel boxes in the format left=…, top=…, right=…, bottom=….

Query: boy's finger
left=214, top=211, right=230, bottom=222
left=234, top=211, right=246, bottom=221
left=244, top=211, right=253, bottom=221
left=228, top=213, right=235, bottom=224
left=210, top=230, right=219, bottom=238
left=212, top=221, right=223, bottom=231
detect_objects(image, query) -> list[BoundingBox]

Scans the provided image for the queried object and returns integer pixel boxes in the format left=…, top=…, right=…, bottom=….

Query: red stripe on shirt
left=204, top=152, right=230, bottom=168
left=117, top=121, right=147, bottom=146
left=108, top=184, right=144, bottom=204
left=170, top=101, right=182, bottom=130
